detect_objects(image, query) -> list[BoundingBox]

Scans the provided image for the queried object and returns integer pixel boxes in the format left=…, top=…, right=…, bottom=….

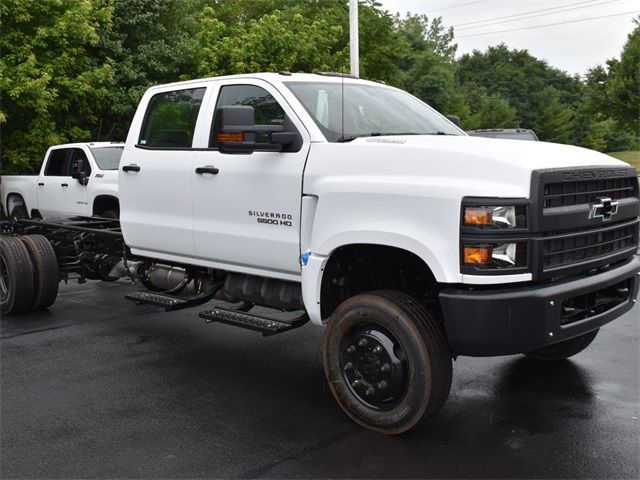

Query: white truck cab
left=1, top=142, right=122, bottom=219
left=3, top=73, right=638, bottom=434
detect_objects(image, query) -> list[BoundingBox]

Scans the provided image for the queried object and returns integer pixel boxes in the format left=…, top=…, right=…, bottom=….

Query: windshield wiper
left=370, top=132, right=420, bottom=136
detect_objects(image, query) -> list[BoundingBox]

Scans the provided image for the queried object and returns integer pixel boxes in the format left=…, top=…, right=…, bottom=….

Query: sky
left=378, top=0, right=639, bottom=76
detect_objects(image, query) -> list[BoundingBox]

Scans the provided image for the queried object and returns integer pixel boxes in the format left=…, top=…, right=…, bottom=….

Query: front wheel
left=323, top=290, right=452, bottom=435
left=524, top=329, right=599, bottom=361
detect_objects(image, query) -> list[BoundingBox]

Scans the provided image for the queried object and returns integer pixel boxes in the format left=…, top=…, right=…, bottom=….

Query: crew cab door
left=37, top=147, right=92, bottom=217
left=118, top=86, right=208, bottom=257
left=191, top=80, right=310, bottom=276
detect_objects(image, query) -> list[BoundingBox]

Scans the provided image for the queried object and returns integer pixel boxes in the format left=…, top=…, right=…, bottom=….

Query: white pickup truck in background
left=1, top=142, right=122, bottom=219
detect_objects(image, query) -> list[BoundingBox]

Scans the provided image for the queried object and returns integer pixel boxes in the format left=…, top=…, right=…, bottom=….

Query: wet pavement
left=1, top=280, right=639, bottom=478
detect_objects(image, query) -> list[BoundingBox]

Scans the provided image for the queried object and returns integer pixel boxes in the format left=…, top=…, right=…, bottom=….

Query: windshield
left=89, top=147, right=124, bottom=170
left=284, top=82, right=461, bottom=142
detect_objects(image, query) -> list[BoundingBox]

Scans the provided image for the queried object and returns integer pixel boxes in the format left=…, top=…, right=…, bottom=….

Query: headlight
left=463, top=243, right=524, bottom=268
left=463, top=205, right=524, bottom=229
left=461, top=198, right=529, bottom=273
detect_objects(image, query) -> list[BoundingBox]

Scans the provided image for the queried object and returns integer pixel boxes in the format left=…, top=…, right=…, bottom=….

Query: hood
left=355, top=135, right=630, bottom=173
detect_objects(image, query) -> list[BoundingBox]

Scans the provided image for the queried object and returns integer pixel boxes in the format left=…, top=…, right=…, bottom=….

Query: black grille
left=543, top=177, right=637, bottom=208
left=543, top=220, right=637, bottom=270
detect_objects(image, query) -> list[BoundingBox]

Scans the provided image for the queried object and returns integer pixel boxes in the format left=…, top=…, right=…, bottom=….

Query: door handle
left=61, top=183, right=68, bottom=187
left=195, top=166, right=219, bottom=175
left=38, top=182, right=45, bottom=186
left=122, top=164, right=141, bottom=172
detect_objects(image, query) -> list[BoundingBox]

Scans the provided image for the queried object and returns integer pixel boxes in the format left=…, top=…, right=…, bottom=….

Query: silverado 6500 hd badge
left=249, top=210, right=293, bottom=227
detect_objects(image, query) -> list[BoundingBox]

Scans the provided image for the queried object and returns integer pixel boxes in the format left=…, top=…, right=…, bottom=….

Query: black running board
left=199, top=305, right=308, bottom=336
left=124, top=291, right=214, bottom=311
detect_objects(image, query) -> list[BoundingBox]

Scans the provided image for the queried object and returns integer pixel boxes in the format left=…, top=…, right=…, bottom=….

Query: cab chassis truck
left=1, top=73, right=639, bottom=434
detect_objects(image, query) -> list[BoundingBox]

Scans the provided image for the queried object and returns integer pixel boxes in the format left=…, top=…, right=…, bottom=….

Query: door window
left=138, top=88, right=206, bottom=148
left=44, top=149, right=70, bottom=176
left=210, top=85, right=286, bottom=148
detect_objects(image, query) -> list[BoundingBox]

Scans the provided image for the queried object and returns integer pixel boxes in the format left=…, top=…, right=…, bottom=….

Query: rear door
left=190, top=80, right=310, bottom=277
left=118, top=85, right=209, bottom=257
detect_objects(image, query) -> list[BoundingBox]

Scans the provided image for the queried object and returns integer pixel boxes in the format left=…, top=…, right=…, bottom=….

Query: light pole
left=349, top=0, right=359, bottom=77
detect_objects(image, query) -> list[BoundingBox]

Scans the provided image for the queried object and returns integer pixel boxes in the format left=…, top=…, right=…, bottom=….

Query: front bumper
left=439, top=256, right=640, bottom=356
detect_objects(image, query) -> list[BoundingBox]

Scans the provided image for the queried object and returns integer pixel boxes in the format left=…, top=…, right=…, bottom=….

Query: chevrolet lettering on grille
left=589, top=197, right=619, bottom=221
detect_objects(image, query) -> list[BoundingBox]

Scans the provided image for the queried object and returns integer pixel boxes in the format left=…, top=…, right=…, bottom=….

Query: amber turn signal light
left=463, top=246, right=492, bottom=264
left=217, top=132, right=245, bottom=142
left=464, top=207, right=493, bottom=226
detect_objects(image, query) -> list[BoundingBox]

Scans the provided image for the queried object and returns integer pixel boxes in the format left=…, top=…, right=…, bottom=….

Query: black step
left=199, top=304, right=308, bottom=336
left=124, top=291, right=190, bottom=311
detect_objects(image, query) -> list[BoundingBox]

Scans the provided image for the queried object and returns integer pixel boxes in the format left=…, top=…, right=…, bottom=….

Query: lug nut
left=343, top=362, right=353, bottom=371
left=381, top=363, right=391, bottom=372
left=365, top=387, right=375, bottom=396
left=347, top=345, right=356, bottom=354
left=376, top=380, right=387, bottom=390
left=373, top=345, right=382, bottom=354
left=351, top=379, right=361, bottom=388
left=358, top=338, right=368, bottom=348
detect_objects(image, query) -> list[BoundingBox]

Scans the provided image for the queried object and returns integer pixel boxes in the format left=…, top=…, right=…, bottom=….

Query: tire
left=0, top=236, right=35, bottom=315
left=10, top=204, right=29, bottom=220
left=524, top=329, right=599, bottom=361
left=323, top=290, right=452, bottom=435
left=101, top=209, right=118, bottom=219
left=19, top=235, right=59, bottom=311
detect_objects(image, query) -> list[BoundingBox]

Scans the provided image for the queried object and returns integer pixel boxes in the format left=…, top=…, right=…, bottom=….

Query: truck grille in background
left=543, top=220, right=637, bottom=269
left=543, top=177, right=637, bottom=208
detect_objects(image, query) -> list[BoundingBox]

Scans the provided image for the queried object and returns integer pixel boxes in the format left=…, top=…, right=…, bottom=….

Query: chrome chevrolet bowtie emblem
left=590, top=197, right=619, bottom=221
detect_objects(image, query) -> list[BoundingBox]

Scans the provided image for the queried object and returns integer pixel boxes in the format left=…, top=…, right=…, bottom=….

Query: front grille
left=543, top=177, right=637, bottom=208
left=543, top=220, right=637, bottom=270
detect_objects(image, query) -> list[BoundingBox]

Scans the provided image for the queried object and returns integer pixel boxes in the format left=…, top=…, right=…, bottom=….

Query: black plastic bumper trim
left=440, top=255, right=640, bottom=357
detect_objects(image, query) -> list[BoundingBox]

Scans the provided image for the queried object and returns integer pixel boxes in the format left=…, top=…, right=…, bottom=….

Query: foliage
left=1, top=3, right=638, bottom=174
left=0, top=0, right=113, bottom=173
left=606, top=18, right=639, bottom=133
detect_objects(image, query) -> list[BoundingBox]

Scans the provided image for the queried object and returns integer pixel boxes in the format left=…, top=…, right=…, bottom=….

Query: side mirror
left=216, top=106, right=295, bottom=154
left=71, top=171, right=89, bottom=186
left=446, top=115, right=461, bottom=128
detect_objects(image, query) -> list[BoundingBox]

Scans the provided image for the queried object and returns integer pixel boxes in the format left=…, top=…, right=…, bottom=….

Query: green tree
left=607, top=17, right=639, bottom=133
left=457, top=44, right=582, bottom=129
left=93, top=0, right=202, bottom=141
left=533, top=87, right=574, bottom=144
left=395, top=14, right=457, bottom=112
left=0, top=0, right=113, bottom=173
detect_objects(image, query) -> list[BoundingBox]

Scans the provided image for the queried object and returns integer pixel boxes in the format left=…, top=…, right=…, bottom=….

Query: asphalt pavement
left=1, top=280, right=639, bottom=479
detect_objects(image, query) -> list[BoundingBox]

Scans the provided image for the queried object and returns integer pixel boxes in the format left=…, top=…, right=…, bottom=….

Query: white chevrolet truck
left=1, top=73, right=638, bottom=434
left=1, top=142, right=122, bottom=219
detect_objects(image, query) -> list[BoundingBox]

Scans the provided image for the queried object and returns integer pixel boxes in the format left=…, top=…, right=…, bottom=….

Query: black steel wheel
left=0, top=236, right=35, bottom=315
left=525, top=329, right=599, bottom=361
left=19, top=235, right=59, bottom=311
left=323, top=290, right=452, bottom=434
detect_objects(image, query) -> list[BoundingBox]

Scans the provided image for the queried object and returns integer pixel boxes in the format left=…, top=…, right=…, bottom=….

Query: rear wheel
left=323, top=290, right=452, bottom=434
left=0, top=236, right=35, bottom=315
left=525, top=329, right=599, bottom=361
left=19, top=235, right=59, bottom=310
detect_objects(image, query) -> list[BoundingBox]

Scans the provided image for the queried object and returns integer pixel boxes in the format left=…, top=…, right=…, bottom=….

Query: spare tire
left=0, top=236, right=35, bottom=315
left=19, top=235, right=59, bottom=311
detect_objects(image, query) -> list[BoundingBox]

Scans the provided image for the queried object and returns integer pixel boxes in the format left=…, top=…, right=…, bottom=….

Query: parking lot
left=1, top=279, right=639, bottom=479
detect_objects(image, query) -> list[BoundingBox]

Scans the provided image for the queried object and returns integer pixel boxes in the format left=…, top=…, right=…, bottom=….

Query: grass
left=607, top=151, right=640, bottom=169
